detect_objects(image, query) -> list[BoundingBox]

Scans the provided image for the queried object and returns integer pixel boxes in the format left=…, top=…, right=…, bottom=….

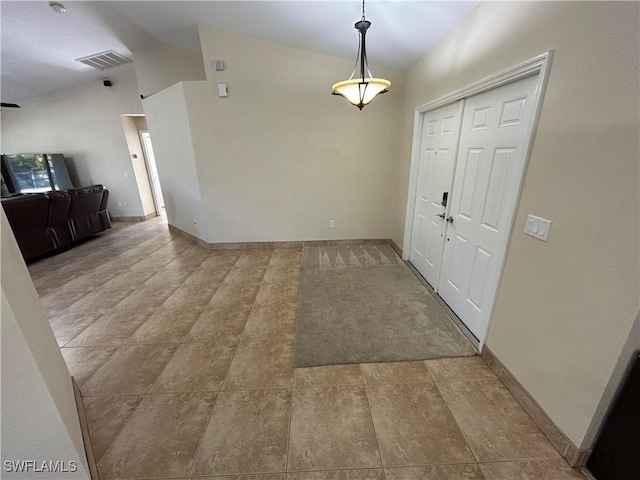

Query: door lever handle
left=436, top=213, right=445, bottom=219
left=446, top=216, right=454, bottom=224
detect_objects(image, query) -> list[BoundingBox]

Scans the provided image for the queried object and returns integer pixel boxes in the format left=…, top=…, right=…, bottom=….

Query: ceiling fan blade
left=1, top=103, right=21, bottom=108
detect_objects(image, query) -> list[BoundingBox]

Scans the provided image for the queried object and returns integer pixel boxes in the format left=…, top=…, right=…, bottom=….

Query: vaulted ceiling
left=1, top=1, right=479, bottom=104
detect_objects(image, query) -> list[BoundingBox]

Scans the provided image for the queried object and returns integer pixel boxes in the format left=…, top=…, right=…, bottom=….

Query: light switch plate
left=217, top=83, right=228, bottom=97
left=524, top=214, right=552, bottom=241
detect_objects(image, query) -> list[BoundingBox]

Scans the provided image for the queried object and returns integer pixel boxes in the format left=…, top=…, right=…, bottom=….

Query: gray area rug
left=294, top=245, right=477, bottom=368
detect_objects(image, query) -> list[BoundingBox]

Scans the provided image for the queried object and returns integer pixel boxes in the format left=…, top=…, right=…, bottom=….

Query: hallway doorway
left=139, top=130, right=165, bottom=216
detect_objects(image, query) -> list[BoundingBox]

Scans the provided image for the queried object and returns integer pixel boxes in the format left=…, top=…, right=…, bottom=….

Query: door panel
left=409, top=102, right=462, bottom=287
left=438, top=74, right=539, bottom=340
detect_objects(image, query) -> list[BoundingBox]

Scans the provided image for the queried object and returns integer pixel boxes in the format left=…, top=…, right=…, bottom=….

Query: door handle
left=436, top=213, right=445, bottom=219
left=446, top=216, right=454, bottom=224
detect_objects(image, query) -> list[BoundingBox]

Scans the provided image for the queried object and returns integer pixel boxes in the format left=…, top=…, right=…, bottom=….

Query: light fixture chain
left=362, top=0, right=366, bottom=20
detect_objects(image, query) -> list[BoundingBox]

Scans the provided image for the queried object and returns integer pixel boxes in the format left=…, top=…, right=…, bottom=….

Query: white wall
left=0, top=65, right=147, bottom=218
left=142, top=83, right=206, bottom=238
left=1, top=210, right=90, bottom=478
left=171, top=25, right=403, bottom=243
left=395, top=1, right=639, bottom=448
left=132, top=43, right=206, bottom=99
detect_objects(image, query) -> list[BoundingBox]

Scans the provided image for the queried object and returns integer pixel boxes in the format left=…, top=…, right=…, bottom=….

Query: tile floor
left=28, top=217, right=589, bottom=479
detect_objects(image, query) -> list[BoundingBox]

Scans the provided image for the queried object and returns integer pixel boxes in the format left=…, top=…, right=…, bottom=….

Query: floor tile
left=48, top=313, right=102, bottom=347
left=438, top=379, right=559, bottom=461
left=97, top=267, right=158, bottom=293
left=82, top=394, right=144, bottom=462
left=190, top=389, right=291, bottom=475
left=197, top=252, right=240, bottom=271
left=223, top=339, right=294, bottom=390
left=224, top=265, right=269, bottom=286
left=242, top=302, right=297, bottom=342
left=184, top=283, right=261, bottom=343
left=288, top=386, right=381, bottom=471
left=258, top=280, right=299, bottom=305
left=39, top=289, right=90, bottom=316
left=62, top=284, right=136, bottom=315
left=98, top=392, right=217, bottom=479
left=185, top=303, right=252, bottom=344
left=264, top=260, right=300, bottom=276
left=294, top=365, right=363, bottom=388
left=143, top=267, right=196, bottom=292
left=361, top=361, right=433, bottom=385
left=425, top=356, right=497, bottom=383
left=111, top=285, right=175, bottom=315
left=151, top=342, right=237, bottom=393
left=81, top=344, right=178, bottom=395
left=55, top=262, right=121, bottom=292
left=268, top=248, right=302, bottom=266
left=286, top=471, right=384, bottom=480
left=163, top=283, right=221, bottom=310
left=127, top=304, right=205, bottom=344
left=366, top=382, right=475, bottom=466
left=178, top=267, right=232, bottom=298
left=234, top=251, right=273, bottom=269
left=196, top=476, right=284, bottom=480
left=33, top=219, right=574, bottom=480
left=65, top=312, right=150, bottom=346
left=60, top=346, right=120, bottom=386
left=384, top=465, right=486, bottom=480
left=480, top=458, right=586, bottom=479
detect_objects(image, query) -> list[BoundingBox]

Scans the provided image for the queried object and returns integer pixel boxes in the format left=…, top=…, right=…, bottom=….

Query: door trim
left=402, top=51, right=553, bottom=348
left=139, top=130, right=164, bottom=215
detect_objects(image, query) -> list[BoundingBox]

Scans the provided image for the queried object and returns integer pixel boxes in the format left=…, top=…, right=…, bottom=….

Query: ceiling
left=1, top=1, right=479, bottom=104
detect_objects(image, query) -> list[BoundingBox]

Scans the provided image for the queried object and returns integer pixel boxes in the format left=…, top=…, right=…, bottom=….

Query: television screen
left=1, top=153, right=74, bottom=193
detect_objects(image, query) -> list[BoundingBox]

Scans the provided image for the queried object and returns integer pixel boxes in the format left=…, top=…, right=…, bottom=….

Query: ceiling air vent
left=75, top=50, right=132, bottom=70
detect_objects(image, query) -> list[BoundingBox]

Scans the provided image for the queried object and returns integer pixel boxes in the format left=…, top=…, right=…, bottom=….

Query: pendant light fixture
left=332, top=0, right=390, bottom=110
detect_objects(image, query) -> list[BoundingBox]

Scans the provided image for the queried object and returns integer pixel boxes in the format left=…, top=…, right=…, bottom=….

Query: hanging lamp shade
left=332, top=3, right=390, bottom=110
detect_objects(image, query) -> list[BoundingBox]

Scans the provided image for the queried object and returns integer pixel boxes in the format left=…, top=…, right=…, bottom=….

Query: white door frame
left=402, top=51, right=553, bottom=348
left=139, top=130, right=164, bottom=215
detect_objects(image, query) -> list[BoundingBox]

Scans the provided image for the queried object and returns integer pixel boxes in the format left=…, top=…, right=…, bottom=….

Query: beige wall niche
left=182, top=25, right=404, bottom=243
left=121, top=114, right=156, bottom=216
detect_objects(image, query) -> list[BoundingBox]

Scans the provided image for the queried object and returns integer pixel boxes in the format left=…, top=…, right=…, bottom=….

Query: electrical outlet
left=329, top=220, right=335, bottom=228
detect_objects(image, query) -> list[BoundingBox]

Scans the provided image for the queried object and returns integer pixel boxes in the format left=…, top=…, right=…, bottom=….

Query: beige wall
left=0, top=65, right=147, bottom=218
left=176, top=25, right=403, bottom=243
left=143, top=83, right=207, bottom=238
left=121, top=115, right=156, bottom=216
left=395, top=1, right=640, bottom=448
left=1, top=210, right=89, bottom=478
left=132, top=43, right=206, bottom=99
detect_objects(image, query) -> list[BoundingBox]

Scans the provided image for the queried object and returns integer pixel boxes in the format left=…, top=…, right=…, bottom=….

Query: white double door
left=409, top=74, right=539, bottom=341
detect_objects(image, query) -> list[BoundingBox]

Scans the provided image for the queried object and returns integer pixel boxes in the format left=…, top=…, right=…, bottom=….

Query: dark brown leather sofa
left=1, top=185, right=111, bottom=261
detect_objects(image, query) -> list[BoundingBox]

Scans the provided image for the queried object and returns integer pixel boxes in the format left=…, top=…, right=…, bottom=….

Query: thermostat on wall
left=217, top=83, right=229, bottom=98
